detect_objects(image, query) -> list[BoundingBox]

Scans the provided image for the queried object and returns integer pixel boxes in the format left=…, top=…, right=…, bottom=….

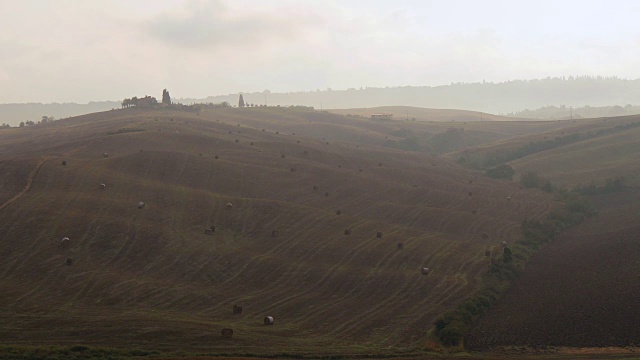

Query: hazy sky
left=1, top=0, right=639, bottom=103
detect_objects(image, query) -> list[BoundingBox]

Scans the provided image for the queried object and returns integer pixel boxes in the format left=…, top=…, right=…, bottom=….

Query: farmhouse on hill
left=370, top=113, right=392, bottom=120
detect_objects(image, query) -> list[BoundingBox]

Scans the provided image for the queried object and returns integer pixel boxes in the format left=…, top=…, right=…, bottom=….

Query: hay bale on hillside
left=337, top=164, right=342, bottom=168
left=232, top=305, right=242, bottom=314
left=137, top=202, right=145, bottom=209
left=103, top=152, right=109, bottom=158
left=336, top=210, right=342, bottom=215
left=205, top=227, right=215, bottom=235
left=468, top=191, right=473, bottom=196
left=62, top=160, right=67, bottom=166
left=226, top=203, right=233, bottom=210
left=99, top=183, right=106, bottom=190
left=324, top=192, right=329, bottom=197
left=250, top=142, right=254, bottom=146
left=262, top=129, right=265, bottom=132
left=421, top=267, right=430, bottom=275
left=501, top=240, right=508, bottom=247
left=325, top=141, right=329, bottom=145
left=472, top=209, right=477, bottom=215
left=344, top=229, right=351, bottom=235
left=358, top=168, right=363, bottom=172
left=61, top=237, right=70, bottom=246
left=313, top=185, right=318, bottom=191
left=379, top=162, right=382, bottom=167
left=272, top=230, right=280, bottom=237
left=66, top=258, right=74, bottom=266
left=264, top=316, right=274, bottom=325
left=221, top=328, right=234, bottom=338
left=469, top=180, right=473, bottom=184
left=228, top=131, right=232, bottom=134
left=235, top=139, right=239, bottom=143
left=290, top=167, right=296, bottom=172
left=397, top=242, right=404, bottom=250
left=215, top=155, right=219, bottom=159
left=199, top=153, right=202, bottom=156
left=376, top=232, right=383, bottom=238
left=481, top=232, right=489, bottom=239
left=507, top=196, right=511, bottom=201
left=296, top=140, right=300, bottom=144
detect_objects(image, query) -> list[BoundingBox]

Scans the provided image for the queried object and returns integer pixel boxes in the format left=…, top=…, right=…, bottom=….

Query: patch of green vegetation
left=107, top=128, right=145, bottom=135
left=0, top=344, right=159, bottom=360
left=485, top=164, right=515, bottom=180
left=572, top=176, right=627, bottom=195
left=433, top=191, right=595, bottom=346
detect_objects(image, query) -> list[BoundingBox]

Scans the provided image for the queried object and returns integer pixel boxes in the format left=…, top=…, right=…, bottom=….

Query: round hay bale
left=501, top=240, right=508, bottom=247
left=199, top=153, right=202, bottom=156
left=472, top=209, right=477, bottom=214
left=376, top=232, right=383, bottom=238
left=103, top=152, right=109, bottom=158
left=226, top=203, right=233, bottom=210
left=507, top=196, right=512, bottom=201
left=272, top=229, right=279, bottom=237
left=468, top=191, right=473, bottom=196
left=232, top=305, right=242, bottom=314
left=485, top=249, right=491, bottom=257
left=358, top=168, right=363, bottom=172
left=61, top=237, right=70, bottom=246
left=264, top=316, right=274, bottom=325
left=137, top=202, right=145, bottom=209
left=215, top=155, right=219, bottom=159
left=324, top=192, right=329, bottom=197
left=378, top=162, right=382, bottom=167
left=325, top=141, right=329, bottom=145
left=66, top=258, right=74, bottom=266
left=262, top=129, right=265, bottom=131
left=336, top=210, right=342, bottom=215
left=237, top=124, right=240, bottom=127
left=344, top=229, right=351, bottom=235
left=250, top=142, right=254, bottom=146
left=140, top=149, right=144, bottom=152
left=99, top=183, right=106, bottom=190
left=292, top=132, right=296, bottom=135
left=469, top=180, right=473, bottom=184
left=481, top=232, right=489, bottom=239
left=62, top=160, right=67, bottom=166
left=313, top=185, right=318, bottom=191
left=421, top=267, right=430, bottom=275
left=397, top=242, right=404, bottom=250
left=235, top=139, right=239, bottom=143
left=296, top=140, right=300, bottom=144
left=337, top=164, right=342, bottom=168
left=228, top=131, right=232, bottom=134
left=221, top=328, right=234, bottom=338
left=275, top=131, right=279, bottom=134
left=290, top=167, right=295, bottom=172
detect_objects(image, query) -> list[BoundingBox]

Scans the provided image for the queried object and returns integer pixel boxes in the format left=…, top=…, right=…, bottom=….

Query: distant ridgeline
left=3, top=76, right=640, bottom=126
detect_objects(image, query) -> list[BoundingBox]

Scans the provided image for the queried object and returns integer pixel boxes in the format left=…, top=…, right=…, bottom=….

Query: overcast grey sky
left=1, top=0, right=639, bottom=103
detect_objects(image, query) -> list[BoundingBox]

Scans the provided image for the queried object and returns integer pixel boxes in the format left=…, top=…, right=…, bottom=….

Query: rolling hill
left=0, top=106, right=556, bottom=356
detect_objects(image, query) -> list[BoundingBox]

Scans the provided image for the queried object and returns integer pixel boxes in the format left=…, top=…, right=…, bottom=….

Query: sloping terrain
left=466, top=190, right=640, bottom=349
left=0, top=107, right=555, bottom=355
left=449, top=114, right=640, bottom=187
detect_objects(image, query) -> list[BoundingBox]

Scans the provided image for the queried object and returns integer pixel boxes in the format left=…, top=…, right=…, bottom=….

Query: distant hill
left=0, top=101, right=119, bottom=126
left=4, top=76, right=640, bottom=126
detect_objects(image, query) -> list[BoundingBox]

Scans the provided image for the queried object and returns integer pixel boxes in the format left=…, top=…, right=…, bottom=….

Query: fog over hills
left=2, top=77, right=640, bottom=126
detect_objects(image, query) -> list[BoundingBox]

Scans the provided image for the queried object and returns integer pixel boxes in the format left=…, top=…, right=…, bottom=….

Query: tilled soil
left=467, top=191, right=640, bottom=349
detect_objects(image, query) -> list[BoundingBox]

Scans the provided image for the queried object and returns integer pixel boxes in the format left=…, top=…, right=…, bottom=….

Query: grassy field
left=0, top=106, right=558, bottom=356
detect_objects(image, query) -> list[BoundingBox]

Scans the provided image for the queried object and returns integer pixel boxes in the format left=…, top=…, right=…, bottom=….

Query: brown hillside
left=466, top=190, right=640, bottom=349
left=0, top=107, right=555, bottom=355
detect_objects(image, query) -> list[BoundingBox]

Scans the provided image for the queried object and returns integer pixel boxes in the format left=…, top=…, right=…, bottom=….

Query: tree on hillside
left=162, top=89, right=171, bottom=105
left=19, top=121, right=25, bottom=127
left=238, top=94, right=245, bottom=108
